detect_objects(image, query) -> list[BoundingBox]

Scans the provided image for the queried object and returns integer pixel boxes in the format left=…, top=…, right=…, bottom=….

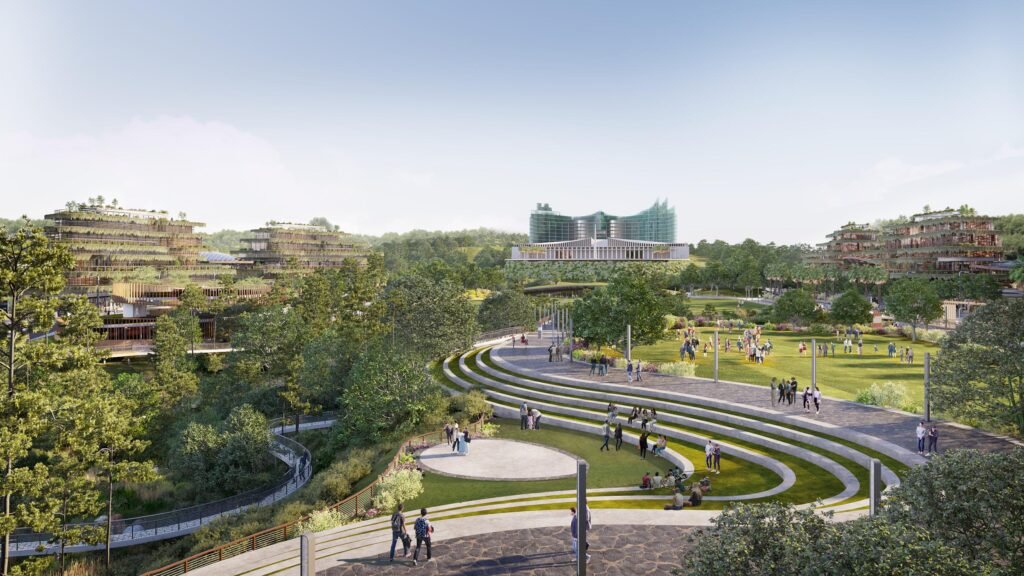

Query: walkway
left=321, top=525, right=700, bottom=575
left=498, top=335, right=1019, bottom=454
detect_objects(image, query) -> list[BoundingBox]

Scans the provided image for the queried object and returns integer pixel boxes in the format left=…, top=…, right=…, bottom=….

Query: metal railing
left=9, top=416, right=328, bottom=558
left=142, top=417, right=488, bottom=576
left=477, top=326, right=525, bottom=342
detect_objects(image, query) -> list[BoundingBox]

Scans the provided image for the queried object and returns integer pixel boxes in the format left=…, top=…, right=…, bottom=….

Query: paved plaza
left=495, top=336, right=1020, bottom=454
left=418, top=439, right=578, bottom=480
left=319, top=525, right=698, bottom=575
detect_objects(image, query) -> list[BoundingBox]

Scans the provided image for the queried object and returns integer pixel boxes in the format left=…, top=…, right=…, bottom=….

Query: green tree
left=883, top=448, right=1024, bottom=571
left=386, top=274, right=478, bottom=360
left=152, top=314, right=200, bottom=410
left=342, top=348, right=445, bottom=440
left=885, top=278, right=942, bottom=341
left=829, top=289, right=872, bottom=329
left=770, top=289, right=817, bottom=325
left=476, top=291, right=534, bottom=332
left=573, top=271, right=669, bottom=350
left=0, top=226, right=73, bottom=575
left=931, top=299, right=1024, bottom=435
left=1012, top=261, right=1024, bottom=285
left=679, top=263, right=702, bottom=294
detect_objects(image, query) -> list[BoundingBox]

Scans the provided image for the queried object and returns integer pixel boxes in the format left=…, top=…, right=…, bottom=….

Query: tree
left=770, top=289, right=817, bottom=325
left=679, top=263, right=702, bottom=294
left=573, top=271, right=669, bottom=350
left=386, top=274, right=478, bottom=360
left=931, top=299, right=1024, bottom=435
left=476, top=291, right=534, bottom=332
left=1012, top=261, right=1024, bottom=285
left=152, top=314, right=200, bottom=410
left=829, top=289, right=872, bottom=329
left=0, top=226, right=73, bottom=575
left=885, top=278, right=942, bottom=341
left=342, top=348, right=445, bottom=440
left=883, top=448, right=1024, bottom=571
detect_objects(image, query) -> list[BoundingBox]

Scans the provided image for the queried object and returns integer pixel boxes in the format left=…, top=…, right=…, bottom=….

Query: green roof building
left=528, top=200, right=676, bottom=243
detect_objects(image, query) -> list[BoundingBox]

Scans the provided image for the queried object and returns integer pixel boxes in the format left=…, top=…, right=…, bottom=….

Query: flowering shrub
left=480, top=422, right=500, bottom=438
left=297, top=508, right=350, bottom=533
left=372, top=469, right=424, bottom=513
left=363, top=507, right=380, bottom=519
left=855, top=382, right=907, bottom=409
left=657, top=362, right=697, bottom=378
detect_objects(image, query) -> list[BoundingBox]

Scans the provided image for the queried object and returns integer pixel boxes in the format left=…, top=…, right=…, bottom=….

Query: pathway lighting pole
left=811, top=338, right=817, bottom=394
left=576, top=460, right=589, bottom=576
left=713, top=331, right=719, bottom=383
left=924, top=352, right=931, bottom=422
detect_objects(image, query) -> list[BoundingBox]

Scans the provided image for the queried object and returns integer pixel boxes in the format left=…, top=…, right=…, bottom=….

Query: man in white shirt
left=915, top=421, right=927, bottom=454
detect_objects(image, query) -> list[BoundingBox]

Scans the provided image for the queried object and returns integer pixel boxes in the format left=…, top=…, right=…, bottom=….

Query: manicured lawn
left=632, top=329, right=938, bottom=405
left=685, top=297, right=768, bottom=318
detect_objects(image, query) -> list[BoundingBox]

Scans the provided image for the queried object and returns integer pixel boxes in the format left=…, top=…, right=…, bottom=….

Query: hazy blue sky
left=2, top=1, right=1022, bottom=243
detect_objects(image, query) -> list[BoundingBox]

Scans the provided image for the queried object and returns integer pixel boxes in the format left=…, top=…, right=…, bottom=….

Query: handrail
left=9, top=413, right=335, bottom=558
left=142, top=417, right=488, bottom=576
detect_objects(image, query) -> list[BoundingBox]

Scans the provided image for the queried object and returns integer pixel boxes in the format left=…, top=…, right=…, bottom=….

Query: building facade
left=510, top=237, right=689, bottom=262
left=807, top=210, right=1004, bottom=277
left=528, top=200, right=676, bottom=244
left=234, top=222, right=366, bottom=272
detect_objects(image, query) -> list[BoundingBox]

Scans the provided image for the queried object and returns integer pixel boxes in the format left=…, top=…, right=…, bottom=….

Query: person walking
left=600, top=420, right=611, bottom=451
left=802, top=387, right=811, bottom=412
left=389, top=504, right=410, bottom=562
left=412, top=508, right=433, bottom=565
left=444, top=422, right=453, bottom=445
left=712, top=443, right=722, bottom=474
left=770, top=378, right=778, bottom=406
left=635, top=360, right=643, bottom=381
left=813, top=388, right=822, bottom=414
left=531, top=407, right=542, bottom=430
left=520, top=402, right=529, bottom=430
left=590, top=356, right=597, bottom=376
left=789, top=378, right=798, bottom=405
left=639, top=431, right=649, bottom=459
left=614, top=422, right=623, bottom=451
left=777, top=379, right=786, bottom=404
left=626, top=360, right=634, bottom=384
left=570, top=507, right=591, bottom=563
left=915, top=421, right=927, bottom=455
left=926, top=425, right=939, bottom=456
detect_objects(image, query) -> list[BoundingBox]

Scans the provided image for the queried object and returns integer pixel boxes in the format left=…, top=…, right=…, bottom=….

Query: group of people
left=519, top=402, right=543, bottom=430
left=704, top=439, right=722, bottom=473
left=888, top=342, right=916, bottom=364
left=915, top=421, right=940, bottom=456
left=771, top=377, right=823, bottom=414
left=639, top=466, right=690, bottom=491
left=626, top=406, right=658, bottom=432
left=588, top=355, right=612, bottom=376
left=444, top=422, right=472, bottom=455
left=389, top=504, right=435, bottom=565
left=510, top=334, right=530, bottom=349
left=547, top=342, right=565, bottom=362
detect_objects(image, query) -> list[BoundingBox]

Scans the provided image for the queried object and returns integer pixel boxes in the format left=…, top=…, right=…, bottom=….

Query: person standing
left=451, top=423, right=460, bottom=452
left=813, top=388, right=822, bottom=414
left=389, top=504, right=410, bottom=562
left=614, top=422, right=623, bottom=451
left=639, top=431, right=649, bottom=459
left=789, top=378, right=798, bottom=405
left=770, top=378, right=778, bottom=406
left=444, top=422, right=453, bottom=445
left=915, top=421, right=927, bottom=455
left=802, top=387, right=811, bottom=412
left=712, top=443, right=721, bottom=474
left=590, top=356, right=598, bottom=376
left=636, top=360, right=643, bottom=382
left=626, top=360, right=634, bottom=383
left=926, top=425, right=939, bottom=456
left=520, top=402, right=529, bottom=430
left=548, top=343, right=555, bottom=362
left=412, top=508, right=433, bottom=565
left=531, top=407, right=542, bottom=430
left=570, top=507, right=591, bottom=563
left=704, top=440, right=714, bottom=471
left=777, top=379, right=786, bottom=404
left=600, top=420, right=611, bottom=451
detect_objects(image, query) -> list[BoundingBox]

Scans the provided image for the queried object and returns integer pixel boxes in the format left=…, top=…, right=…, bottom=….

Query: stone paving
left=495, top=337, right=1020, bottom=454
left=418, top=439, right=578, bottom=480
left=319, top=525, right=697, bottom=576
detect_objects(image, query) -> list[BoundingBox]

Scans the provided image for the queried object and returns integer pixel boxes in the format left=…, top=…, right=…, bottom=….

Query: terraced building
left=235, top=222, right=366, bottom=273
left=43, top=205, right=225, bottom=294
left=807, top=209, right=1004, bottom=277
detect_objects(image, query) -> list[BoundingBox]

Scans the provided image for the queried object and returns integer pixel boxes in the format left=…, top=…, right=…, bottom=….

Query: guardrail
left=477, top=326, right=525, bottom=342
left=10, top=414, right=332, bottom=557
left=142, top=417, right=488, bottom=576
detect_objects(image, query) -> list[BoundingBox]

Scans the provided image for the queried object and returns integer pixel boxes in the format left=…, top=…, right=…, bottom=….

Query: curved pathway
left=11, top=418, right=335, bottom=557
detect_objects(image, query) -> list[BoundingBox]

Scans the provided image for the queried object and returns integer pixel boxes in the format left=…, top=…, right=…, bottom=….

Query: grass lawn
left=683, top=297, right=768, bottom=318
left=632, top=329, right=938, bottom=406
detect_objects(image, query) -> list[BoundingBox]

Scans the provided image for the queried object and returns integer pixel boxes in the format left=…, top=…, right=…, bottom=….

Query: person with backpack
left=389, top=503, right=410, bottom=562
left=412, top=508, right=434, bottom=565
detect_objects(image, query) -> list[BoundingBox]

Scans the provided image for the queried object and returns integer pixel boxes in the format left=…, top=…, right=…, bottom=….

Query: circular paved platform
left=417, top=439, right=578, bottom=480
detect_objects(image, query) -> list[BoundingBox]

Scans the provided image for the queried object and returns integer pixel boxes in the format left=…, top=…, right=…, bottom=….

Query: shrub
left=855, top=382, right=908, bottom=409
left=297, top=508, right=350, bottom=533
left=371, top=469, right=424, bottom=512
left=480, top=422, right=500, bottom=438
left=311, top=448, right=374, bottom=503
left=657, top=362, right=697, bottom=378
left=449, top=390, right=493, bottom=420
left=808, top=323, right=834, bottom=336
left=762, top=322, right=776, bottom=331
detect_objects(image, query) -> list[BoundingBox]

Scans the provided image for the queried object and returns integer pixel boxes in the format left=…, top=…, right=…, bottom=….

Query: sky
left=2, top=1, right=1023, bottom=244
